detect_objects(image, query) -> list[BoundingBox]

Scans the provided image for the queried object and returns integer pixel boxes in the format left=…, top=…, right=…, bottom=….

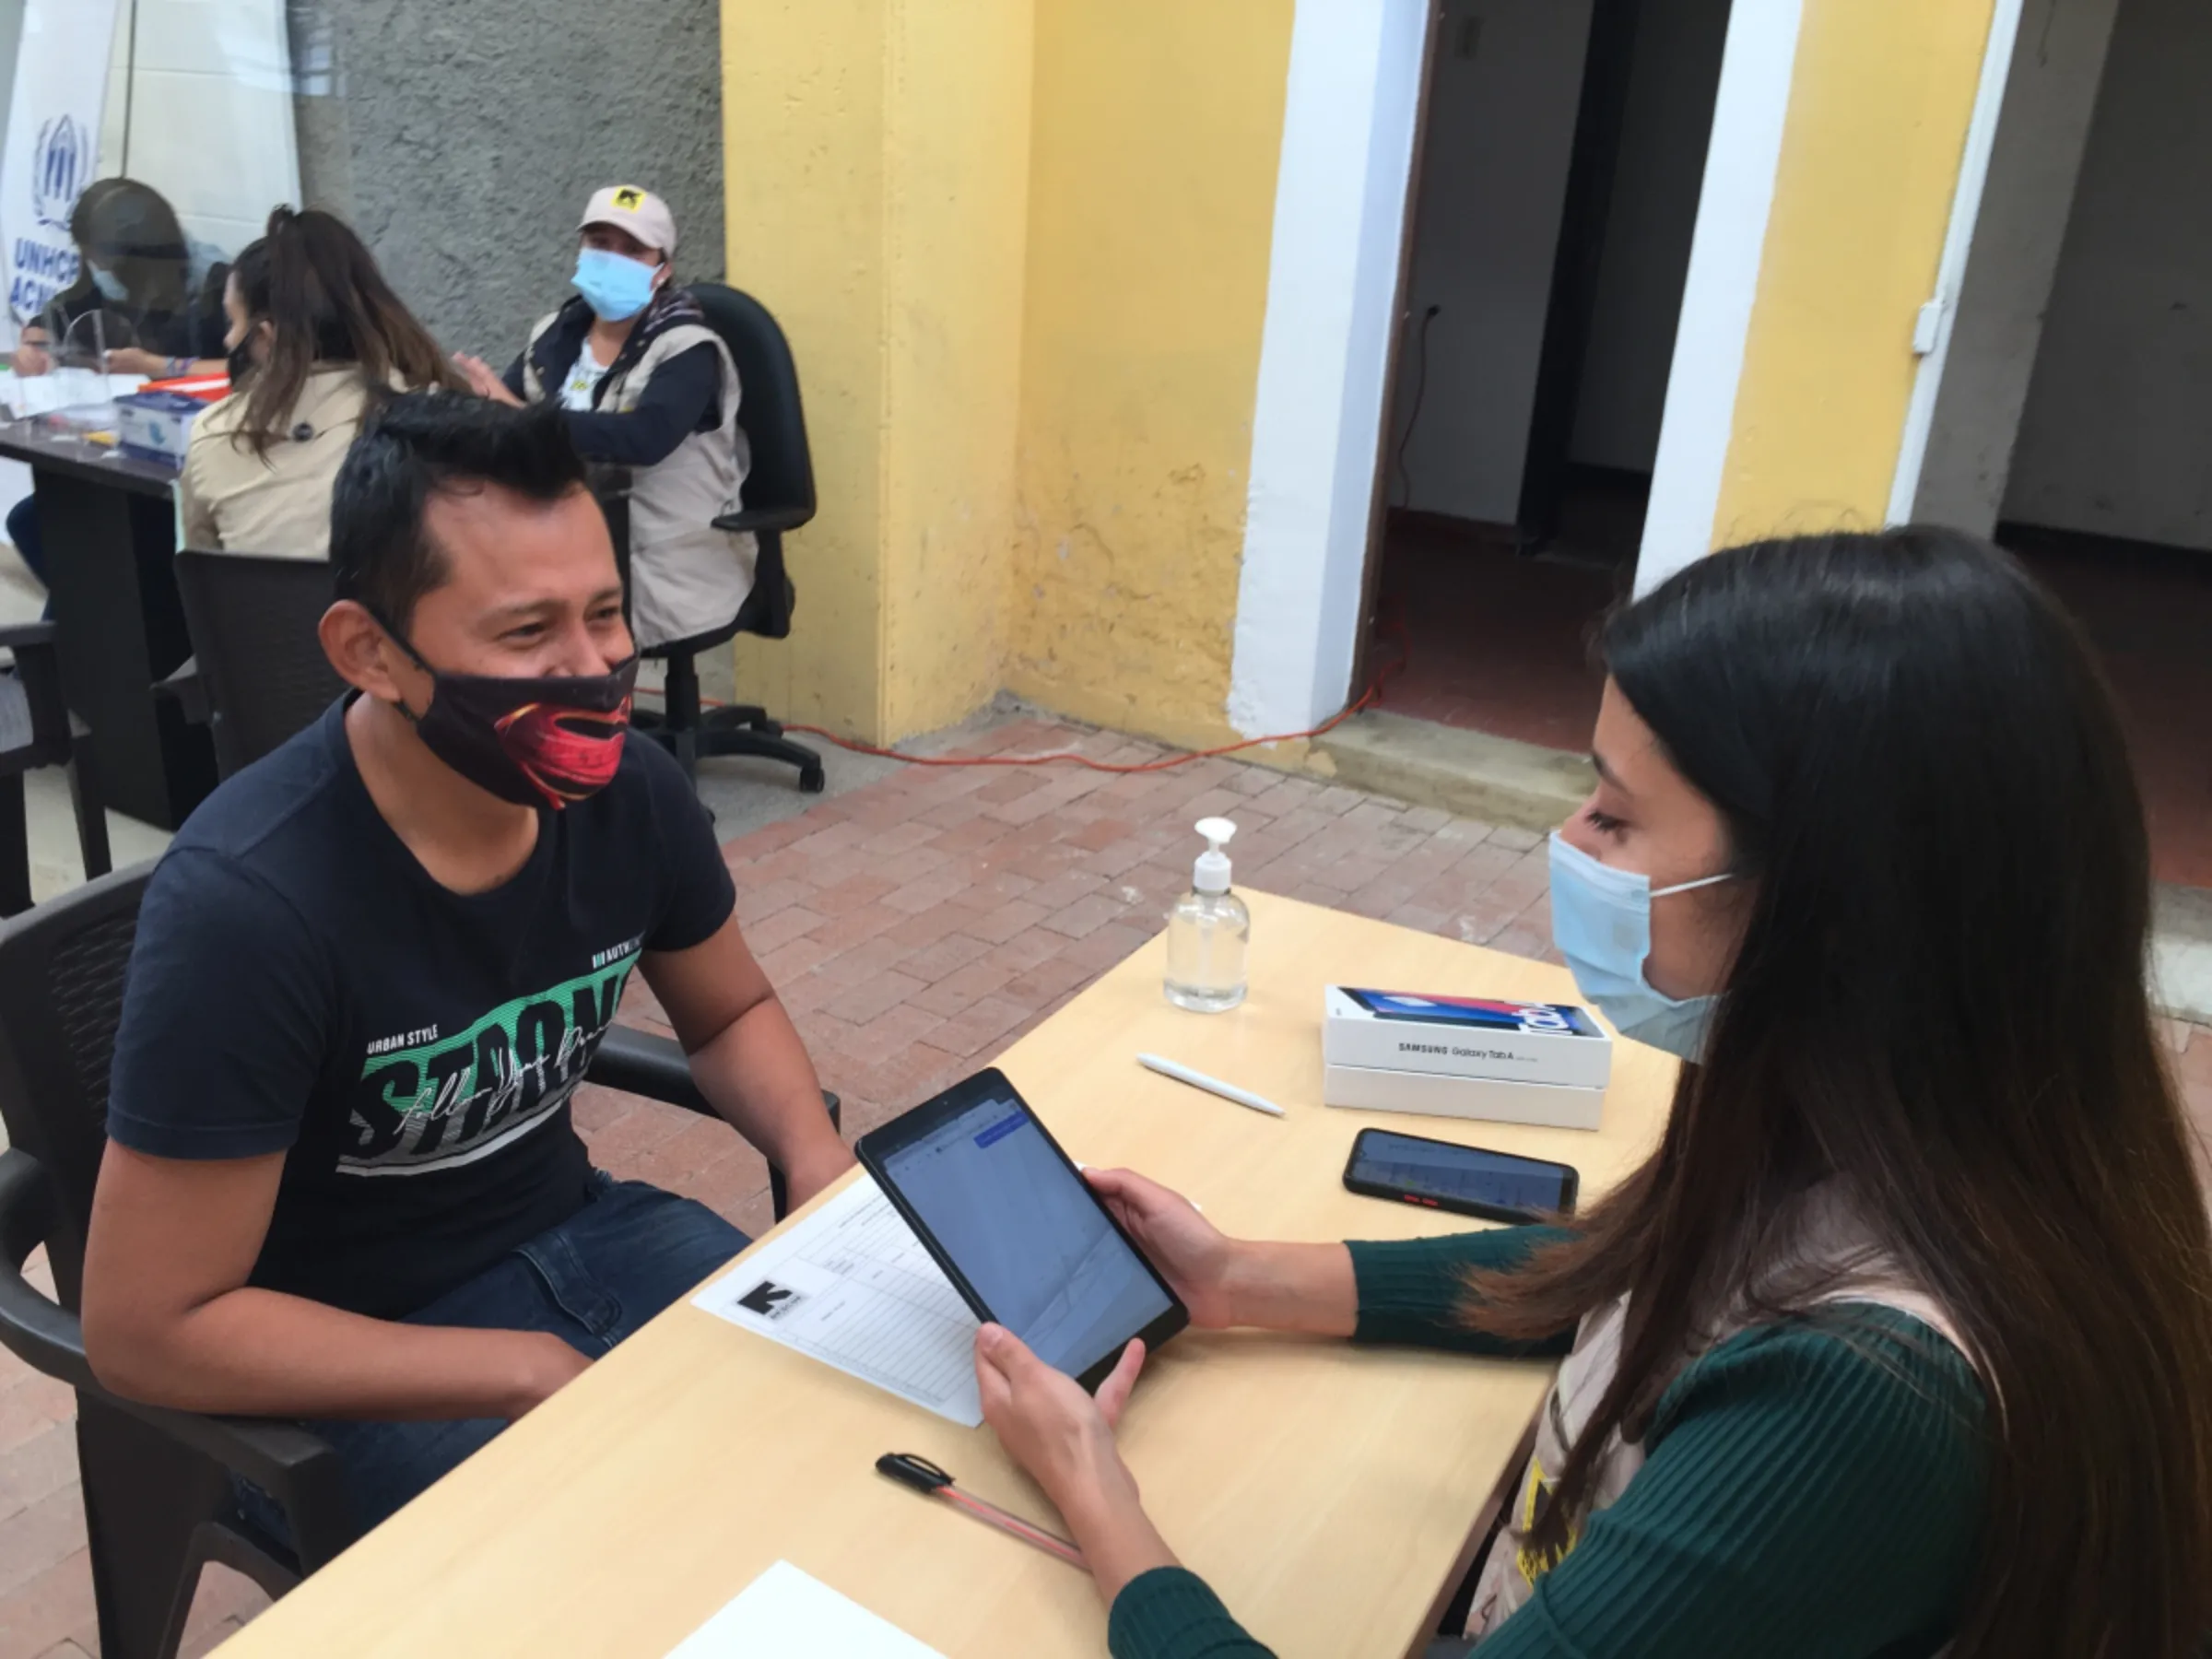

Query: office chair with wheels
left=629, top=282, right=824, bottom=793
left=0, top=864, right=836, bottom=1659
left=170, top=552, right=345, bottom=780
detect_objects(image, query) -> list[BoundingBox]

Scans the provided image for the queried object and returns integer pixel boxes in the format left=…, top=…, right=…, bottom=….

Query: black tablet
left=855, top=1068, right=1188, bottom=1392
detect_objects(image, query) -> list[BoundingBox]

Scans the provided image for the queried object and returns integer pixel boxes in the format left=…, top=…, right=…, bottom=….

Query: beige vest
left=177, top=367, right=380, bottom=558
left=524, top=314, right=757, bottom=651
left=1467, top=1187, right=1971, bottom=1647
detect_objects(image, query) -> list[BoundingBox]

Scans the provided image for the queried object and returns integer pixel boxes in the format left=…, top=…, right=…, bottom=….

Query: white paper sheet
left=666, top=1560, right=944, bottom=1658
left=691, top=1176, right=983, bottom=1426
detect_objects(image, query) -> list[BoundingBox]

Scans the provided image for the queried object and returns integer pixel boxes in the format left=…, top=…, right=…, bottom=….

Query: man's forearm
left=92, top=1288, right=572, bottom=1421
left=689, top=994, right=853, bottom=1190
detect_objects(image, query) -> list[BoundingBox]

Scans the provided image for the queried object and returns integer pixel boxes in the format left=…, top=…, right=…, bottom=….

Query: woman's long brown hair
left=67, top=178, right=191, bottom=317
left=1469, top=528, right=2212, bottom=1656
left=226, top=207, right=464, bottom=455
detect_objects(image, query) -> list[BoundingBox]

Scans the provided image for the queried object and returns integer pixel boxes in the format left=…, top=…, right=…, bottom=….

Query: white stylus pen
left=1136, top=1053, right=1287, bottom=1118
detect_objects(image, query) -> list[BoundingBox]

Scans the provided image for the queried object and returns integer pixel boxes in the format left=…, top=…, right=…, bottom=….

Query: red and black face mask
left=382, top=624, right=638, bottom=810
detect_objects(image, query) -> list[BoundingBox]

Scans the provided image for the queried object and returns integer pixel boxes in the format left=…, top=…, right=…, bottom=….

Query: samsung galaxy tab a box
left=1322, top=987, right=1609, bottom=1130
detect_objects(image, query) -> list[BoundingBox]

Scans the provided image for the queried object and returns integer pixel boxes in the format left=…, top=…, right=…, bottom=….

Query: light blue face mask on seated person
left=88, top=265, right=127, bottom=303
left=571, top=247, right=657, bottom=323
left=1547, top=830, right=1735, bottom=1062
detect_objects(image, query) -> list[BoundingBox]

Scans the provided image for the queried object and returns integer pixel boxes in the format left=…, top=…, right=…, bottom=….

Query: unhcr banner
left=1, top=0, right=124, bottom=324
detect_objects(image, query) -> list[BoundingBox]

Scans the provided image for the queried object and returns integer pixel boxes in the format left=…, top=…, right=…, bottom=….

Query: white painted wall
left=98, top=0, right=300, bottom=263
left=1633, top=0, right=1803, bottom=594
left=2002, top=0, right=2212, bottom=550
left=1227, top=0, right=1428, bottom=738
left=1388, top=0, right=1593, bottom=524
left=1568, top=0, right=1732, bottom=475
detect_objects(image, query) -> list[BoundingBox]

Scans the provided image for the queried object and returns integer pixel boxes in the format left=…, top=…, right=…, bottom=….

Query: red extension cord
left=635, top=602, right=1411, bottom=777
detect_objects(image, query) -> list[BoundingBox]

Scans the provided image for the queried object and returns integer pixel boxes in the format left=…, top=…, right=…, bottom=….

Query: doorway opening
left=1365, top=0, right=1733, bottom=754
left=1928, top=0, right=2212, bottom=891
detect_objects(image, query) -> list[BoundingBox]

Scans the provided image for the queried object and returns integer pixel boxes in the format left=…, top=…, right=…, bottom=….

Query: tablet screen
left=873, top=1088, right=1174, bottom=1379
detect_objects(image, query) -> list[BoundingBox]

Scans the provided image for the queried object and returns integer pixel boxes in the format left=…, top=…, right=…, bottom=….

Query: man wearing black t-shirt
left=80, top=394, right=855, bottom=1531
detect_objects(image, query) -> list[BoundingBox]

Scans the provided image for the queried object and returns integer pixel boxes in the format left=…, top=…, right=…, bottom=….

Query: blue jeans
left=241, top=1172, right=747, bottom=1540
left=6, top=496, right=49, bottom=618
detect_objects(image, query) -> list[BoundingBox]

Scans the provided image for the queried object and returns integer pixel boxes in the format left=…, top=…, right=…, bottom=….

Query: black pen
left=876, top=1452, right=1086, bottom=1568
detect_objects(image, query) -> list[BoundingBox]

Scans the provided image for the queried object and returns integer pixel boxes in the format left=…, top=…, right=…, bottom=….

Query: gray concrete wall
left=292, top=0, right=724, bottom=364
left=1911, top=0, right=2121, bottom=535
left=2002, top=0, right=2212, bottom=550
left=0, top=1, right=24, bottom=160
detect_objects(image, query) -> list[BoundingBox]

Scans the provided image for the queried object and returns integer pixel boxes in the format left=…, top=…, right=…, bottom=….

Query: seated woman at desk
left=11, top=177, right=229, bottom=382
left=974, top=528, right=2212, bottom=1658
left=451, top=184, right=752, bottom=651
left=180, top=206, right=457, bottom=557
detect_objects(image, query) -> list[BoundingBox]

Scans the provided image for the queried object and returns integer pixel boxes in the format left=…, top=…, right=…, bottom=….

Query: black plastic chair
left=0, top=862, right=837, bottom=1658
left=628, top=283, right=825, bottom=793
left=0, top=621, right=110, bottom=915
left=169, top=553, right=345, bottom=781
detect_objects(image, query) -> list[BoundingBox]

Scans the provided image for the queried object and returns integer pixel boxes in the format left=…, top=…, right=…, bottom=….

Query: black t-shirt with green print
left=107, top=697, right=735, bottom=1320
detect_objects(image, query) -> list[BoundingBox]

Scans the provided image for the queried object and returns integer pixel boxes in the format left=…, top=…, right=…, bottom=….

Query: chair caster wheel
left=799, top=765, right=826, bottom=794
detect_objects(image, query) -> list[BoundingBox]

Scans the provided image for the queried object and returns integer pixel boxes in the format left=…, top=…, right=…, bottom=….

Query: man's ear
left=319, top=599, right=409, bottom=704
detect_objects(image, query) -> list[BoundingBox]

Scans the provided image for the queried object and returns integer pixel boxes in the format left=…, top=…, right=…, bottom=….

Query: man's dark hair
left=329, top=392, right=590, bottom=631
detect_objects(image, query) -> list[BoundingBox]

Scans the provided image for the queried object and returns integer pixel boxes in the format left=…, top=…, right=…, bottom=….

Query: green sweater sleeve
left=1475, top=1307, right=1983, bottom=1657
left=1106, top=1307, right=1985, bottom=1659
left=1347, top=1226, right=1579, bottom=1356
left=1108, top=1570, right=1270, bottom=1659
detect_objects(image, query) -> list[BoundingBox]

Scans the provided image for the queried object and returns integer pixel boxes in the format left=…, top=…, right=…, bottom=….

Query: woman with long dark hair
left=10, top=177, right=229, bottom=380
left=973, top=528, right=2212, bottom=1657
left=5, top=179, right=231, bottom=600
left=179, top=206, right=460, bottom=556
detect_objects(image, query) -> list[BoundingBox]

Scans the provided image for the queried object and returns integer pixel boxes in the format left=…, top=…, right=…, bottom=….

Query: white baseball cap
left=579, top=184, right=677, bottom=257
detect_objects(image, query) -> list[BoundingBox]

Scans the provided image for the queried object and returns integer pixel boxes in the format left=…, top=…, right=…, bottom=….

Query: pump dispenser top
left=1193, top=817, right=1236, bottom=894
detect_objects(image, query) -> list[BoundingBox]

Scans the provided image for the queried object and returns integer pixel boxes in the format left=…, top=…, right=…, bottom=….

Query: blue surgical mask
left=1547, top=830, right=1734, bottom=1061
left=88, top=265, right=127, bottom=302
left=571, top=247, right=657, bottom=323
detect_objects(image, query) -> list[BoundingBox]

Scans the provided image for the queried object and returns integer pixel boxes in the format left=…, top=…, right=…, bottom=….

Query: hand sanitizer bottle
left=1165, top=818, right=1250, bottom=1012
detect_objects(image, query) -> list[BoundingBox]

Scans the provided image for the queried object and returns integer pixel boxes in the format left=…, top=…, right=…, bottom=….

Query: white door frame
left=1884, top=0, right=2027, bottom=526
left=1224, top=0, right=1814, bottom=735
left=1227, top=0, right=1430, bottom=741
left=1631, top=0, right=1805, bottom=594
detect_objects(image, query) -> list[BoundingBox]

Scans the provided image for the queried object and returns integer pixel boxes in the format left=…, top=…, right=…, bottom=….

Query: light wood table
left=218, top=890, right=1675, bottom=1659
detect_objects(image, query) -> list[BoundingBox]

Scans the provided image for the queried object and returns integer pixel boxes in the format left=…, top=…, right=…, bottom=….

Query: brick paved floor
left=2, top=714, right=2207, bottom=1655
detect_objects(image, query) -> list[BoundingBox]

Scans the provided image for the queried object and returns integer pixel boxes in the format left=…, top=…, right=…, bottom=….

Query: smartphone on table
left=1343, top=1127, right=1579, bottom=1225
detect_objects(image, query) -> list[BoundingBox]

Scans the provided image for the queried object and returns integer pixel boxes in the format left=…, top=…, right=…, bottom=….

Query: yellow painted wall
left=1714, top=0, right=1998, bottom=543
left=720, top=1, right=2005, bottom=748
left=880, top=3, right=1033, bottom=737
left=720, top=0, right=888, bottom=735
left=720, top=0, right=1030, bottom=743
left=1006, top=1, right=1296, bottom=753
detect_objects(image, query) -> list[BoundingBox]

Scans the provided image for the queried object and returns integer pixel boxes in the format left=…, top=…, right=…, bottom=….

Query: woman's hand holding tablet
left=970, top=1323, right=1178, bottom=1599
left=854, top=1069, right=1190, bottom=1391
left=860, top=1072, right=1365, bottom=1609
